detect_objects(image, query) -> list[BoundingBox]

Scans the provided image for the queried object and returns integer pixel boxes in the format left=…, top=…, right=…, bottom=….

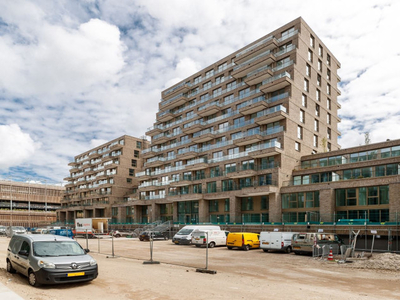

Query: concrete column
left=172, top=202, right=178, bottom=223
left=389, top=182, right=400, bottom=222
left=133, top=205, right=141, bottom=223
left=151, top=202, right=160, bottom=222
left=198, top=199, right=209, bottom=223
left=268, top=193, right=282, bottom=223
left=319, top=188, right=335, bottom=222
left=229, top=196, right=241, bottom=223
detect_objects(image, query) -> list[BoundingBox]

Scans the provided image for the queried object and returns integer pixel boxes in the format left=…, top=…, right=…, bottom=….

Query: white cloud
left=0, top=124, right=38, bottom=169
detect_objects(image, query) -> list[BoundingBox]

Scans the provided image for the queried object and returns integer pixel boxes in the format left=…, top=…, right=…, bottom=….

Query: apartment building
left=58, top=135, right=148, bottom=224
left=281, top=139, right=400, bottom=224
left=134, top=17, right=342, bottom=224
left=0, top=180, right=64, bottom=227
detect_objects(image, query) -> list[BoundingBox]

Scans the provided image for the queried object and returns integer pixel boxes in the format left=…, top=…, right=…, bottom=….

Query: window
left=207, top=181, right=217, bottom=193
left=318, top=45, right=323, bottom=57
left=217, top=62, right=227, bottom=72
left=306, top=64, right=311, bottom=77
left=136, top=141, right=142, bottom=149
left=317, top=74, right=321, bottom=86
left=134, top=150, right=139, bottom=158
left=314, top=119, right=319, bottom=132
left=205, top=69, right=214, bottom=78
left=327, top=84, right=331, bottom=95
left=300, top=110, right=305, bottom=123
left=327, top=69, right=331, bottom=81
left=224, top=199, right=230, bottom=212
left=225, top=163, right=236, bottom=173
left=327, top=54, right=331, bottom=66
left=129, top=169, right=135, bottom=176
left=241, top=197, right=253, bottom=211
left=226, top=81, right=237, bottom=91
left=228, top=147, right=239, bottom=155
left=313, top=135, right=318, bottom=147
left=239, top=87, right=250, bottom=99
left=316, top=89, right=321, bottom=101
left=131, top=159, right=137, bottom=167
left=327, top=98, right=331, bottom=110
left=215, top=75, right=224, bottom=85
left=297, top=126, right=303, bottom=139
left=310, top=35, right=315, bottom=48
left=203, top=81, right=212, bottom=90
left=213, top=87, right=222, bottom=97
left=315, top=104, right=320, bottom=116
left=302, top=94, right=307, bottom=107
left=194, top=76, right=202, bottom=84
left=295, top=142, right=301, bottom=151
left=127, top=178, right=132, bottom=183
left=209, top=200, right=219, bottom=212
left=210, top=166, right=220, bottom=178
left=327, top=113, right=331, bottom=125
left=308, top=49, right=313, bottom=62
left=304, top=79, right=309, bottom=92
left=213, top=151, right=223, bottom=159
left=318, top=59, right=322, bottom=72
left=327, top=128, right=331, bottom=139
left=327, top=142, right=331, bottom=152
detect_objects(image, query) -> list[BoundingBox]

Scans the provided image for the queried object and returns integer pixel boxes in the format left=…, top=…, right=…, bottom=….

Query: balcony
left=233, top=129, right=264, bottom=146
left=159, top=93, right=188, bottom=111
left=239, top=97, right=268, bottom=115
left=238, top=181, right=279, bottom=196
left=177, top=149, right=199, bottom=160
left=227, top=168, right=257, bottom=179
left=162, top=82, right=191, bottom=100
left=182, top=120, right=207, bottom=134
left=255, top=105, right=288, bottom=124
left=192, top=128, right=215, bottom=143
left=232, top=51, right=275, bottom=79
left=145, top=125, right=163, bottom=136
left=169, top=179, right=192, bottom=187
left=157, top=110, right=174, bottom=122
left=260, top=72, right=292, bottom=94
left=185, top=158, right=208, bottom=171
left=248, top=141, right=283, bottom=158
left=141, top=147, right=161, bottom=158
left=144, top=157, right=167, bottom=168
left=244, top=66, right=274, bottom=86
left=197, top=102, right=222, bottom=117
left=235, top=35, right=279, bottom=65
left=168, top=192, right=203, bottom=202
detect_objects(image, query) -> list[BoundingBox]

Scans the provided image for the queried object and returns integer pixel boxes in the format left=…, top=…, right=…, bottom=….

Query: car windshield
left=14, top=227, right=25, bottom=230
left=33, top=241, right=85, bottom=257
left=177, top=229, right=193, bottom=235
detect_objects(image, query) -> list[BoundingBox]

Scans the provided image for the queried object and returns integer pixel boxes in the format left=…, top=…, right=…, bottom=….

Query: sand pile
left=349, top=252, right=400, bottom=271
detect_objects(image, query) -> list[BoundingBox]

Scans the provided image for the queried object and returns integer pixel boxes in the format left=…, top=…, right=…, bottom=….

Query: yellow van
left=226, top=232, right=260, bottom=251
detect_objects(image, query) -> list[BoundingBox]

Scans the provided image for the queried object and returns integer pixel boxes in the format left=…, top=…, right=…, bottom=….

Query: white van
left=260, top=232, right=298, bottom=253
left=191, top=230, right=228, bottom=248
left=172, top=225, right=220, bottom=245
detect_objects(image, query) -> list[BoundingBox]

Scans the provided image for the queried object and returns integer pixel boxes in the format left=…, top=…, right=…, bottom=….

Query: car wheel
left=243, top=244, right=250, bottom=251
left=209, top=242, right=215, bottom=248
left=164, top=236, right=169, bottom=240
left=28, top=270, right=40, bottom=287
left=286, top=246, right=292, bottom=253
left=116, top=234, right=121, bottom=238
left=227, top=246, right=233, bottom=250
left=294, top=251, right=300, bottom=255
left=195, top=245, right=201, bottom=248
left=6, top=260, right=16, bottom=274
left=263, top=249, right=268, bottom=253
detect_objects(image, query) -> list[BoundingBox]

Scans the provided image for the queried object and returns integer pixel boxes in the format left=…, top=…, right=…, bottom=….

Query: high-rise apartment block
left=136, top=17, right=342, bottom=224
left=58, top=135, right=148, bottom=224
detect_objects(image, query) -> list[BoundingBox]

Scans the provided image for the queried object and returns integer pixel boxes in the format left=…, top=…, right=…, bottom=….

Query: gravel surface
left=1, top=236, right=400, bottom=299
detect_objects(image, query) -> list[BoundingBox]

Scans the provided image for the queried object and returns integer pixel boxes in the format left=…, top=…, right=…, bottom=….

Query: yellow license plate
left=67, top=272, right=85, bottom=277
left=293, top=246, right=300, bottom=249
left=262, top=242, right=269, bottom=245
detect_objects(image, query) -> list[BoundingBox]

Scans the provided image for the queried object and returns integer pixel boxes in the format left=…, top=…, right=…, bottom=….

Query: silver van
left=6, top=234, right=98, bottom=286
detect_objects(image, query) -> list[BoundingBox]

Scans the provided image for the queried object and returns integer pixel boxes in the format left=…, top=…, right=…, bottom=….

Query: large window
left=282, top=191, right=319, bottom=209
left=241, top=197, right=253, bottom=211
left=336, top=186, right=389, bottom=207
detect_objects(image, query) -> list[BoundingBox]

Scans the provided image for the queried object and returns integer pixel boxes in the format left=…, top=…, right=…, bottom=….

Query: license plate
left=67, top=272, right=85, bottom=277
left=293, top=246, right=300, bottom=249
left=195, top=238, right=200, bottom=240
left=262, top=242, right=269, bottom=245
left=174, top=241, right=179, bottom=244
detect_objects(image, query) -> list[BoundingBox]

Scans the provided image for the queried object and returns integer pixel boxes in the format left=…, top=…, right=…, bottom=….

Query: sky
left=0, top=0, right=399, bottom=185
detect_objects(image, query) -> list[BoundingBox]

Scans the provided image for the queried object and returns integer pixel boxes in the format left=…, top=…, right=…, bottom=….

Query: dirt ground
left=1, top=236, right=400, bottom=300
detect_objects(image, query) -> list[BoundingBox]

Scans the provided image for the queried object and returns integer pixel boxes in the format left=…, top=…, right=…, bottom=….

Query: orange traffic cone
left=328, top=247, right=334, bottom=261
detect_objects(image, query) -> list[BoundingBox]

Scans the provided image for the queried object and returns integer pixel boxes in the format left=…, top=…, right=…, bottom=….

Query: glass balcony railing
left=236, top=35, right=274, bottom=57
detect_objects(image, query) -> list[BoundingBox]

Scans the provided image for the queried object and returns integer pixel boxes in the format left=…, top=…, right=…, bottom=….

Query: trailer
left=74, top=218, right=109, bottom=238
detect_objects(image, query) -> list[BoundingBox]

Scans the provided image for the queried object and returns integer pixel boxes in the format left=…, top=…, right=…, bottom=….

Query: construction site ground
left=0, top=236, right=399, bottom=300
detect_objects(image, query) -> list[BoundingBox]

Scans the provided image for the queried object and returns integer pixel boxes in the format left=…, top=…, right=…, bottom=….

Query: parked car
left=5, top=226, right=27, bottom=237
left=172, top=225, right=221, bottom=245
left=191, top=230, right=227, bottom=248
left=0, top=225, right=6, bottom=236
left=291, top=232, right=344, bottom=255
left=139, top=231, right=169, bottom=241
left=6, top=234, right=98, bottom=286
left=31, top=228, right=49, bottom=234
left=260, top=231, right=298, bottom=253
left=226, top=232, right=260, bottom=251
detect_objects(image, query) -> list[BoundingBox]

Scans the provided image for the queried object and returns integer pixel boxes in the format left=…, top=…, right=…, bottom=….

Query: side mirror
left=84, top=249, right=90, bottom=253
left=18, top=250, right=29, bottom=257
